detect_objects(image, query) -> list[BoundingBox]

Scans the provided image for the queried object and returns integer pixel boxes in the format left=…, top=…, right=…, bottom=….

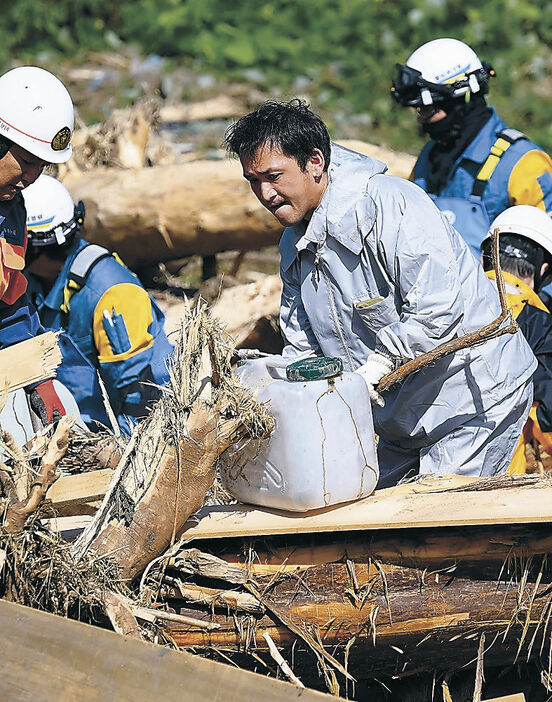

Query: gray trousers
left=376, top=379, right=533, bottom=489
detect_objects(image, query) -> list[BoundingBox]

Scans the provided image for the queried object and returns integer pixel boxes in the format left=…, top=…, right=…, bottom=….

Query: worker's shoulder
left=494, top=123, right=549, bottom=160
left=367, top=171, right=433, bottom=207
left=83, top=247, right=142, bottom=292
left=517, top=302, right=552, bottom=349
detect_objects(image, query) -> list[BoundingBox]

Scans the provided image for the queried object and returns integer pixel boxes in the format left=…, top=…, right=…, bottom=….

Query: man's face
left=0, top=144, right=49, bottom=201
left=25, top=249, right=64, bottom=283
left=241, top=145, right=327, bottom=227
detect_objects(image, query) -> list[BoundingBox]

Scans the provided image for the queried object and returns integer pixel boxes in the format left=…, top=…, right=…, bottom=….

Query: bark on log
left=75, top=404, right=223, bottom=581
left=207, top=523, right=552, bottom=573
left=162, top=556, right=552, bottom=681
left=62, top=141, right=414, bottom=269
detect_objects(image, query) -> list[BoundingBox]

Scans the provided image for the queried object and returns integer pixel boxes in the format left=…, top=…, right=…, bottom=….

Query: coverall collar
left=42, top=237, right=87, bottom=312
left=281, top=143, right=387, bottom=271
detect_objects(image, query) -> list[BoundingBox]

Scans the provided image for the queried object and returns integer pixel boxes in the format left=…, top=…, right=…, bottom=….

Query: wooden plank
left=44, top=515, right=94, bottom=541
left=180, top=476, right=552, bottom=541
left=46, top=469, right=114, bottom=514
left=0, top=599, right=337, bottom=702
left=0, top=331, right=61, bottom=393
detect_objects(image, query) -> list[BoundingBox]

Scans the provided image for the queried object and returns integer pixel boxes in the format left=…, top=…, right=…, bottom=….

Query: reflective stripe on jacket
left=279, top=143, right=537, bottom=449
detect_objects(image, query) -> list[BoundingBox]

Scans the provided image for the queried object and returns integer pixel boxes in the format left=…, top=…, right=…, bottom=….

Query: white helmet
left=24, top=174, right=84, bottom=247
left=483, top=205, right=552, bottom=260
left=0, top=66, right=74, bottom=164
left=391, top=38, right=494, bottom=108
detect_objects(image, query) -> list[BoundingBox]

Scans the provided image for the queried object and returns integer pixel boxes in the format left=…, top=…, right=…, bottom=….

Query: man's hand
left=26, top=380, right=67, bottom=426
left=356, top=353, right=394, bottom=407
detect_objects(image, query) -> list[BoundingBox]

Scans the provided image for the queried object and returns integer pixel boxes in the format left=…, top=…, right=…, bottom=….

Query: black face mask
left=423, top=103, right=465, bottom=146
left=424, top=96, right=492, bottom=194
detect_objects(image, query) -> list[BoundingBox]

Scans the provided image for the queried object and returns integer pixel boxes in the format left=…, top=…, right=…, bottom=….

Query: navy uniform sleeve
left=517, top=304, right=552, bottom=432
left=0, top=291, right=44, bottom=350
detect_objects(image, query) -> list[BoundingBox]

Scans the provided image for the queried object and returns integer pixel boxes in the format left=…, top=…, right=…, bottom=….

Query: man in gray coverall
left=224, top=99, right=536, bottom=488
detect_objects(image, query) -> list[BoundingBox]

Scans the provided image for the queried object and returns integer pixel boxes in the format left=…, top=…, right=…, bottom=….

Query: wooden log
left=159, top=95, right=247, bottom=124
left=0, top=599, right=337, bottom=702
left=160, top=580, right=264, bottom=615
left=62, top=140, right=413, bottom=268
left=205, top=522, right=552, bottom=573
left=162, top=557, right=552, bottom=680
left=163, top=274, right=282, bottom=350
left=46, top=468, right=114, bottom=516
left=75, top=404, right=224, bottom=581
left=63, top=160, right=282, bottom=268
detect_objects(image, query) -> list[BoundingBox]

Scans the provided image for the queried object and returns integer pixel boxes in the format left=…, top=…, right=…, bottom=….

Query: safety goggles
left=391, top=62, right=494, bottom=108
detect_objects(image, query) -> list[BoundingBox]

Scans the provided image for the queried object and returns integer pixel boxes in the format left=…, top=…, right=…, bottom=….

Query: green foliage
left=1, top=0, right=551, bottom=153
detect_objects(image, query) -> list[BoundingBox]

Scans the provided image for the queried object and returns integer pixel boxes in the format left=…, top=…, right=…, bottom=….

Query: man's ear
left=309, top=149, right=325, bottom=179
left=541, top=261, right=550, bottom=278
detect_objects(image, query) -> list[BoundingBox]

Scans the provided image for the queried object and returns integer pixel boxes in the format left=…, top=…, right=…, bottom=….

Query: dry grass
left=0, top=297, right=274, bottom=633
left=0, top=507, right=123, bottom=618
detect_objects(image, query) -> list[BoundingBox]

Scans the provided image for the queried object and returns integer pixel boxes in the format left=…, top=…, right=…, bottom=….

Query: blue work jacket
left=413, top=109, right=552, bottom=258
left=28, top=238, right=173, bottom=433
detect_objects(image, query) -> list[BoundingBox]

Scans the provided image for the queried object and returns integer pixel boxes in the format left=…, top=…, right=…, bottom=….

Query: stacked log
left=148, top=528, right=551, bottom=685
left=127, top=477, right=552, bottom=696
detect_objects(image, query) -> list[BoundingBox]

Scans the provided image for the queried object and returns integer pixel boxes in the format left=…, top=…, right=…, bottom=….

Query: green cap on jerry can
left=286, top=357, right=343, bottom=382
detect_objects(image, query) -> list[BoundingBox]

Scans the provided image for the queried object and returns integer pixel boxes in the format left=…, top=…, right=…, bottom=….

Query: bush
left=2, top=0, right=551, bottom=153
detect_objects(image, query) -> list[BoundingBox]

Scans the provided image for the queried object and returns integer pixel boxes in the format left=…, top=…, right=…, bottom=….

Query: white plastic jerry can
left=220, top=355, right=379, bottom=512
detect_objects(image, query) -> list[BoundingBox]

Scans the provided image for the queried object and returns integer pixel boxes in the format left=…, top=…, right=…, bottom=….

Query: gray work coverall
left=279, top=143, right=536, bottom=486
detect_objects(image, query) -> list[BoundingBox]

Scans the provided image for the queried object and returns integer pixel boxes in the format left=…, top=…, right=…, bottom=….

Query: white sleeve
left=374, top=182, right=465, bottom=359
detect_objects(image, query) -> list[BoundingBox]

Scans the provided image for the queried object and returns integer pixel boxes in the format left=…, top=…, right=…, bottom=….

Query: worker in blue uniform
left=23, top=174, right=174, bottom=434
left=0, top=65, right=76, bottom=426
left=391, top=37, right=552, bottom=259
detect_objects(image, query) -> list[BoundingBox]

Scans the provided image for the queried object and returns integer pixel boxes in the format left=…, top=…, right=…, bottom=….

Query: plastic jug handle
left=265, top=357, right=290, bottom=379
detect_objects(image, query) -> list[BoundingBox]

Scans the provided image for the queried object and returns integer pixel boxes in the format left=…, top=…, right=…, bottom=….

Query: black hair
left=0, top=134, right=12, bottom=159
left=482, top=233, right=552, bottom=291
left=224, top=98, right=331, bottom=172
